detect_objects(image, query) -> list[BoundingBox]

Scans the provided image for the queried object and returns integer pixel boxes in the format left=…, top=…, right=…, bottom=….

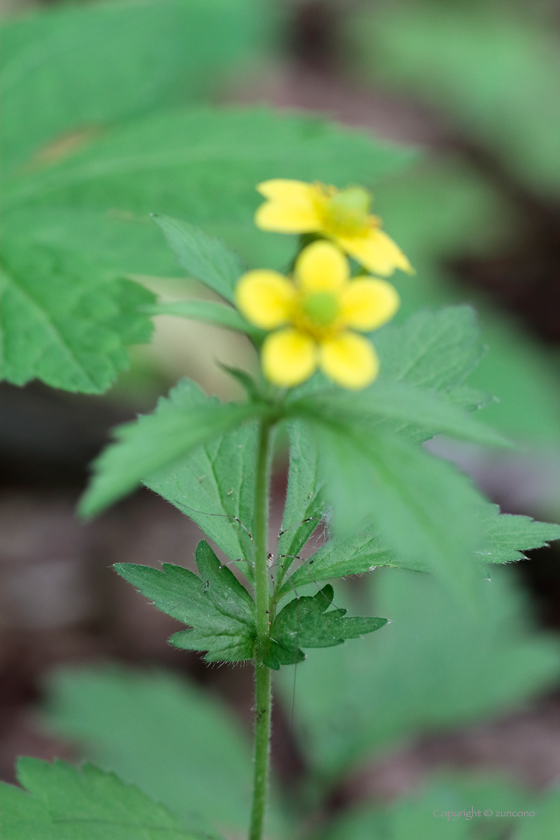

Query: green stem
left=249, top=420, right=273, bottom=840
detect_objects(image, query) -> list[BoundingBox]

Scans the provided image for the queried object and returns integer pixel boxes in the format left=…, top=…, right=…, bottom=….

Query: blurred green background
left=1, top=1, right=560, bottom=838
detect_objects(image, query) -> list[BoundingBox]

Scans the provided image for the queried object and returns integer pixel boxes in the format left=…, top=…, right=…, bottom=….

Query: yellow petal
left=257, top=179, right=316, bottom=202
left=262, top=328, right=318, bottom=387
left=255, top=200, right=321, bottom=233
left=337, top=228, right=413, bottom=277
left=235, top=270, right=295, bottom=329
left=319, top=332, right=379, bottom=389
left=295, top=241, right=349, bottom=293
left=340, top=278, right=400, bottom=331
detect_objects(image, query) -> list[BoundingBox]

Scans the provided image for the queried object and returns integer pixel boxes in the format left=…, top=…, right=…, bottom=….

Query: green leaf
left=265, top=585, right=386, bottom=669
left=116, top=541, right=255, bottom=662
left=306, top=419, right=485, bottom=600
left=143, top=298, right=263, bottom=339
left=277, top=568, right=560, bottom=778
left=79, top=379, right=268, bottom=518
left=1, top=0, right=270, bottom=175
left=144, top=383, right=259, bottom=564
left=292, top=379, right=510, bottom=448
left=42, top=666, right=289, bottom=838
left=0, top=758, right=204, bottom=839
left=152, top=215, right=245, bottom=304
left=3, top=107, right=415, bottom=216
left=281, top=503, right=560, bottom=595
left=479, top=506, right=560, bottom=564
left=277, top=421, right=327, bottom=570
left=0, top=239, right=154, bottom=393
left=374, top=306, right=484, bottom=393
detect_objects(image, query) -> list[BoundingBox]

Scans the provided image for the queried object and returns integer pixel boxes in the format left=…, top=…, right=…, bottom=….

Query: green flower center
left=326, top=187, right=371, bottom=234
left=301, top=292, right=339, bottom=327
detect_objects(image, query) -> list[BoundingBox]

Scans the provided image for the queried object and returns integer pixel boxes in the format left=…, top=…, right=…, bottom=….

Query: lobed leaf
left=116, top=541, right=256, bottom=662
left=79, top=379, right=268, bottom=518
left=265, top=585, right=386, bottom=669
left=0, top=758, right=205, bottom=840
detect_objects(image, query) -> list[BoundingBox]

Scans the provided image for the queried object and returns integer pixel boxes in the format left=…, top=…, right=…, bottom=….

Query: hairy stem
left=249, top=420, right=273, bottom=840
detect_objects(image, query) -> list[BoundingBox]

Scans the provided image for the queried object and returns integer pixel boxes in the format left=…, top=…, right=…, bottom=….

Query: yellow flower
left=235, top=241, right=400, bottom=389
left=254, top=179, right=413, bottom=277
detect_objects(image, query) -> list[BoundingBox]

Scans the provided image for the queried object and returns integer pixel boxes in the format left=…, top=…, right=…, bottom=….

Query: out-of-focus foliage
left=277, top=568, right=560, bottom=781
left=0, top=0, right=414, bottom=394
left=344, top=3, right=560, bottom=450
left=348, top=2, right=560, bottom=196
left=372, top=163, right=560, bottom=447
left=43, top=667, right=288, bottom=839
left=1, top=0, right=270, bottom=176
left=40, top=566, right=560, bottom=837
left=0, top=758, right=207, bottom=840
left=323, top=774, right=554, bottom=840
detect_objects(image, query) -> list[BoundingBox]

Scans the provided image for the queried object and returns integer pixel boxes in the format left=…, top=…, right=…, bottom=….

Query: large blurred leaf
left=277, top=568, right=560, bottom=780
left=1, top=0, right=270, bottom=175
left=349, top=4, right=560, bottom=195
left=79, top=379, right=268, bottom=517
left=116, top=541, right=256, bottom=663
left=3, top=108, right=414, bottom=216
left=43, top=667, right=287, bottom=838
left=0, top=238, right=154, bottom=393
left=323, top=775, right=536, bottom=840
left=0, top=758, right=206, bottom=840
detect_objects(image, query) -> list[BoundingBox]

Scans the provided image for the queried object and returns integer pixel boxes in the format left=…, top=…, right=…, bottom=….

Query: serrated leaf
left=479, top=506, right=560, bottom=564
left=277, top=421, right=328, bottom=570
left=305, top=419, right=485, bottom=601
left=42, top=667, right=288, bottom=838
left=0, top=758, right=204, bottom=839
left=116, top=541, right=256, bottom=662
left=281, top=503, right=560, bottom=594
left=265, top=584, right=386, bottom=669
left=143, top=298, right=262, bottom=339
left=375, top=305, right=484, bottom=392
left=3, top=107, right=415, bottom=216
left=1, top=0, right=269, bottom=175
left=144, top=382, right=259, bottom=564
left=292, top=378, right=510, bottom=448
left=152, top=215, right=245, bottom=304
left=79, top=379, right=268, bottom=518
left=0, top=239, right=154, bottom=393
